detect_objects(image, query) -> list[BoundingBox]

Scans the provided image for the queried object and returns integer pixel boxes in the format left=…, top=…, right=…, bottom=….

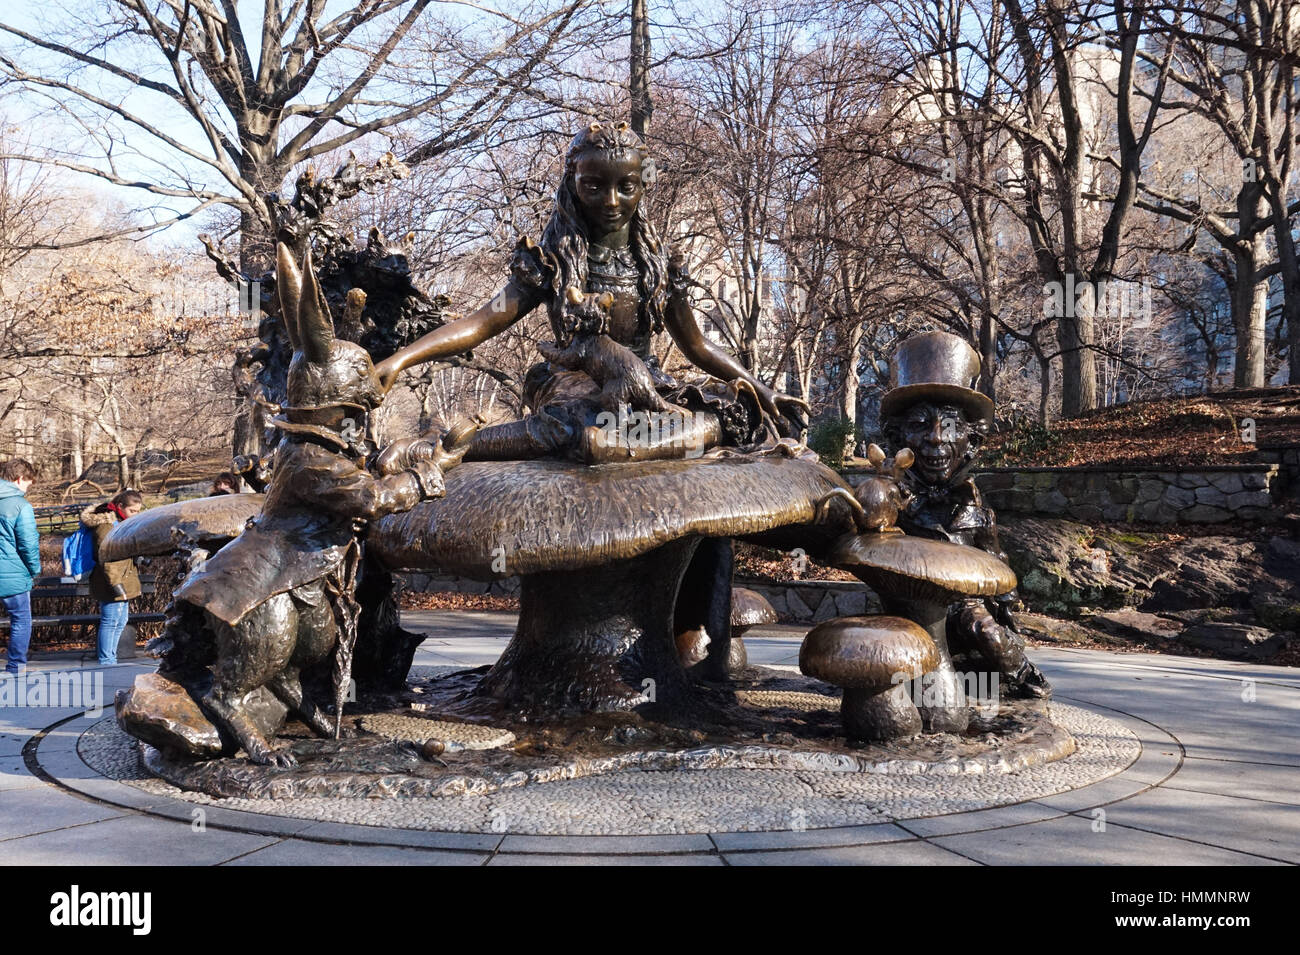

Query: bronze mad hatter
left=878, top=331, right=1051, bottom=700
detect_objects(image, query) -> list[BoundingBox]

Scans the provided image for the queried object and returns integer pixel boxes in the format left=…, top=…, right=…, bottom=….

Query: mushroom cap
left=800, top=615, right=939, bottom=689
left=100, top=494, right=263, bottom=562
left=369, top=457, right=849, bottom=578
left=830, top=532, right=1016, bottom=602
left=731, top=587, right=778, bottom=628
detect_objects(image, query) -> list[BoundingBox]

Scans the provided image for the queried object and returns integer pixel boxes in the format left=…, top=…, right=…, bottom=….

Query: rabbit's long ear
left=276, top=242, right=303, bottom=352
left=297, top=245, right=334, bottom=365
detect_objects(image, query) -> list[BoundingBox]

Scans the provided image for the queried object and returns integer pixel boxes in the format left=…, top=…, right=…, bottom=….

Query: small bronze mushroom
left=727, top=587, right=777, bottom=672
left=800, top=615, right=939, bottom=741
left=829, top=533, right=1016, bottom=735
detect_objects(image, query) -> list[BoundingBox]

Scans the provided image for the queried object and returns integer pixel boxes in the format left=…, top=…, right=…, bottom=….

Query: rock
left=1074, top=504, right=1103, bottom=522
left=811, top=592, right=839, bottom=622
left=764, top=590, right=789, bottom=616
left=1100, top=503, right=1129, bottom=522
left=1000, top=516, right=1300, bottom=633
left=166, top=480, right=213, bottom=501
left=1164, top=485, right=1196, bottom=509
left=1226, top=490, right=1273, bottom=510
left=1208, top=473, right=1244, bottom=494
left=1242, top=470, right=1271, bottom=490
left=1032, top=489, right=1068, bottom=513
left=115, top=673, right=224, bottom=758
left=835, top=591, right=868, bottom=616
left=1194, top=485, right=1228, bottom=507
left=1251, top=597, right=1300, bottom=632
left=786, top=588, right=813, bottom=620
left=1267, top=537, right=1300, bottom=561
left=1134, top=483, right=1165, bottom=505
left=1015, top=612, right=1115, bottom=646
left=1085, top=610, right=1183, bottom=643
left=1178, top=623, right=1286, bottom=661
left=1110, top=477, right=1140, bottom=505
left=1182, top=504, right=1232, bottom=522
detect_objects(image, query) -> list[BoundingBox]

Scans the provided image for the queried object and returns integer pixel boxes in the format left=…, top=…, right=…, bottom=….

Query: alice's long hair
left=540, top=124, right=668, bottom=341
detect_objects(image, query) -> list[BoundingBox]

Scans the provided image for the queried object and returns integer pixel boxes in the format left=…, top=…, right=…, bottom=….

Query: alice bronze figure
left=372, top=120, right=809, bottom=462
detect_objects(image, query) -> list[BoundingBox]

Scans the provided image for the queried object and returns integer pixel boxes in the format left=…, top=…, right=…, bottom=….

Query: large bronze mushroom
left=369, top=455, right=847, bottom=717
left=99, top=494, right=263, bottom=562
left=829, top=532, right=1017, bottom=734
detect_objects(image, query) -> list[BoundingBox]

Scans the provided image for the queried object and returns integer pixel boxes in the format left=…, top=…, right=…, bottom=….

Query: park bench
left=0, top=574, right=166, bottom=662
left=32, top=504, right=90, bottom=535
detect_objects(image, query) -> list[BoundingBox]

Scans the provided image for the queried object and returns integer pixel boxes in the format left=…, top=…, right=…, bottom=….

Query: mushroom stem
left=888, top=598, right=971, bottom=735
left=842, top=683, right=922, bottom=741
left=476, top=538, right=698, bottom=715
left=727, top=629, right=750, bottom=672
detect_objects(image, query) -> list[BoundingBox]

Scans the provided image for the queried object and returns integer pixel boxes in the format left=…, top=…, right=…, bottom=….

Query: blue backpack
left=62, top=526, right=96, bottom=580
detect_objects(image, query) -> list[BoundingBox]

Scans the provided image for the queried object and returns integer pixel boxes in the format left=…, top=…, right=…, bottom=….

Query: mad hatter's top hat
left=879, top=331, right=994, bottom=424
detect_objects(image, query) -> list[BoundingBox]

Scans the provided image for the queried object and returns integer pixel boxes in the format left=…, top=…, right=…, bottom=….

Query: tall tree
left=1136, top=0, right=1298, bottom=386
left=996, top=0, right=1173, bottom=417
left=0, top=0, right=606, bottom=271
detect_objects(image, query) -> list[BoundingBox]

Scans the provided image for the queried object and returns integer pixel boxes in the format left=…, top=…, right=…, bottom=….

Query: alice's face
left=571, top=152, right=644, bottom=238
left=897, top=402, right=972, bottom=485
left=123, top=502, right=144, bottom=518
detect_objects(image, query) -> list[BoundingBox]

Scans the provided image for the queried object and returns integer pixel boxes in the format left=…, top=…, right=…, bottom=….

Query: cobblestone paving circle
left=75, top=702, right=1139, bottom=836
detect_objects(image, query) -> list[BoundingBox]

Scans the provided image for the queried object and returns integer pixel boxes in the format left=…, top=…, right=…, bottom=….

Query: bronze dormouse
left=880, top=331, right=1052, bottom=700
left=156, top=244, right=473, bottom=766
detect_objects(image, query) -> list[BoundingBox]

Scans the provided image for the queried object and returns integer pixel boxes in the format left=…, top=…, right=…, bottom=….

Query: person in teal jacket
left=0, top=459, right=40, bottom=674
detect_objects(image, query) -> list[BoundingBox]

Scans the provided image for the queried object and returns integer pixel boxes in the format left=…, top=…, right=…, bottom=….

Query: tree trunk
left=1057, top=274, right=1097, bottom=417
left=1036, top=347, right=1052, bottom=427
left=1231, top=238, right=1268, bottom=388
left=840, top=320, right=863, bottom=428
left=1269, top=202, right=1300, bottom=385
left=630, top=0, right=651, bottom=137
left=978, top=306, right=997, bottom=404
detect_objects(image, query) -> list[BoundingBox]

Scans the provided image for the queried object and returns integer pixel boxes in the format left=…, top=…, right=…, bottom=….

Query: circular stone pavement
left=75, top=701, right=1137, bottom=836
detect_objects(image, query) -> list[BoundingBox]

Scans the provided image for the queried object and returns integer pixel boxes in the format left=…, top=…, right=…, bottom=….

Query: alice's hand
left=756, top=384, right=810, bottom=435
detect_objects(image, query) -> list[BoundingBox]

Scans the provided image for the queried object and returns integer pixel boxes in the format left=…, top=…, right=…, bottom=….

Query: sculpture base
left=137, top=665, right=1074, bottom=800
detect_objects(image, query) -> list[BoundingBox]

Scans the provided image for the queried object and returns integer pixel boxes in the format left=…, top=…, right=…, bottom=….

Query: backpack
left=62, top=526, right=97, bottom=580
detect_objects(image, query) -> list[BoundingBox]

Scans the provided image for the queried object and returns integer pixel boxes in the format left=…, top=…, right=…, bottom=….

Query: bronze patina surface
left=369, top=455, right=849, bottom=717
left=116, top=242, right=473, bottom=767
left=369, top=455, right=846, bottom=577
left=878, top=330, right=1052, bottom=700
left=100, top=493, right=263, bottom=562
left=135, top=668, right=1071, bottom=800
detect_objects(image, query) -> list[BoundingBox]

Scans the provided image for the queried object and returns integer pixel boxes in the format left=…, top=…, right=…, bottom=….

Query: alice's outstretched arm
left=663, top=256, right=809, bottom=433
left=375, top=282, right=540, bottom=390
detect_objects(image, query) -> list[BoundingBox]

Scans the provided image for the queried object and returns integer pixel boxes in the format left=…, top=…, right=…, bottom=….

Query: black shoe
left=1006, top=661, right=1052, bottom=700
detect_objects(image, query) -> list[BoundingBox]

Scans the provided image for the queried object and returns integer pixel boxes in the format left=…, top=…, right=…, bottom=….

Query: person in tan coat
left=79, top=489, right=144, bottom=665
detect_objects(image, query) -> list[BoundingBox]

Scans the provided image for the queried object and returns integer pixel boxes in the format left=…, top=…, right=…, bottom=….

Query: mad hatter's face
left=896, top=401, right=971, bottom=486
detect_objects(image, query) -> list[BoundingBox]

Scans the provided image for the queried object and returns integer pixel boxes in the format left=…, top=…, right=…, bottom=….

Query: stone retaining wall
left=398, top=571, right=864, bottom=625
left=843, top=463, right=1285, bottom=524
left=732, top=577, right=879, bottom=624
left=400, top=571, right=520, bottom=598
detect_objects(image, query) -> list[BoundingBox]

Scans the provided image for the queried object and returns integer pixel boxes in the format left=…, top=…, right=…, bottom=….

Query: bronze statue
left=136, top=244, right=474, bottom=766
left=372, top=120, right=809, bottom=462
left=878, top=331, right=1051, bottom=699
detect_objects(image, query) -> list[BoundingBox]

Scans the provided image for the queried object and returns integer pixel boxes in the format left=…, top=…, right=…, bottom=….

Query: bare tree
left=1133, top=0, right=1297, bottom=386
left=0, top=0, right=612, bottom=271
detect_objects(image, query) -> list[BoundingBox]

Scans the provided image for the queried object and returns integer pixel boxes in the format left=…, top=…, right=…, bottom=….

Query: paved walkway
left=2, top=611, right=1297, bottom=865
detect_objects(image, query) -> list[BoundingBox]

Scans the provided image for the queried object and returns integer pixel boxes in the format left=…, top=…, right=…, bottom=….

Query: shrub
left=808, top=417, right=859, bottom=470
left=983, top=419, right=1063, bottom=466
